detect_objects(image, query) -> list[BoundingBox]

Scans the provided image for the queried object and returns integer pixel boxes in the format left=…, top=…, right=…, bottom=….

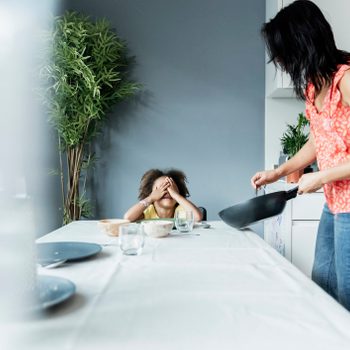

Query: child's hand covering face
left=166, top=177, right=179, bottom=198
left=150, top=179, right=170, bottom=202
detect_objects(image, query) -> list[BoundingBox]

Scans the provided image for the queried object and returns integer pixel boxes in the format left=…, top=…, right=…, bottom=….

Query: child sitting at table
left=124, top=168, right=203, bottom=222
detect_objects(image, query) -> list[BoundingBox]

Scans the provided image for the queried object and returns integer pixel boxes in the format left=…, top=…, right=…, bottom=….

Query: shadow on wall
left=87, top=89, right=154, bottom=218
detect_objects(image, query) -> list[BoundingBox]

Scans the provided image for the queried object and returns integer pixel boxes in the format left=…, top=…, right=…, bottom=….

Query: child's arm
left=166, top=177, right=203, bottom=222
left=123, top=181, right=170, bottom=222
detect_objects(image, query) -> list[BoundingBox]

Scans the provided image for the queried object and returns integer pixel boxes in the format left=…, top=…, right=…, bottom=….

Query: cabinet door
left=291, top=221, right=319, bottom=277
left=292, top=193, right=324, bottom=220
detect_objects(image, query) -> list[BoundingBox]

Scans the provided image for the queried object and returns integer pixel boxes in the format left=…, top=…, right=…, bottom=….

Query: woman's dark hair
left=261, top=0, right=350, bottom=99
left=138, top=168, right=190, bottom=200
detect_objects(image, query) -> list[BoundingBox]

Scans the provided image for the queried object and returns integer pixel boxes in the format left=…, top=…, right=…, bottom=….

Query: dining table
left=12, top=220, right=350, bottom=350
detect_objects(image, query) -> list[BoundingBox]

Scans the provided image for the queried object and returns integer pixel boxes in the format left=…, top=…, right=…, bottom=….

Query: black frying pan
left=218, top=187, right=298, bottom=229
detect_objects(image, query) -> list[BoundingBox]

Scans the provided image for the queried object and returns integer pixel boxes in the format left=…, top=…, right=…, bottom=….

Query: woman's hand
left=166, top=177, right=180, bottom=199
left=251, top=169, right=280, bottom=189
left=149, top=180, right=169, bottom=202
left=298, top=172, right=324, bottom=194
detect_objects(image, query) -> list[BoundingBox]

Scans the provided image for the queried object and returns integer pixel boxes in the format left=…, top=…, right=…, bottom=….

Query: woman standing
left=251, top=0, right=350, bottom=310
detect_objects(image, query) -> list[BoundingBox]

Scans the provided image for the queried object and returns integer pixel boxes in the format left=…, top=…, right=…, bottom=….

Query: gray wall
left=63, top=0, right=265, bottom=223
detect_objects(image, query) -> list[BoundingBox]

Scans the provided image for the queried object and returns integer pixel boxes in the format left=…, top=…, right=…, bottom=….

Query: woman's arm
left=123, top=181, right=169, bottom=222
left=299, top=159, right=350, bottom=194
left=166, top=177, right=203, bottom=222
left=251, top=134, right=316, bottom=188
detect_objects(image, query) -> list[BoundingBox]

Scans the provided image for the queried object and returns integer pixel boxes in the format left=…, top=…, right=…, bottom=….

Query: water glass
left=119, top=223, right=145, bottom=256
left=175, top=210, right=194, bottom=233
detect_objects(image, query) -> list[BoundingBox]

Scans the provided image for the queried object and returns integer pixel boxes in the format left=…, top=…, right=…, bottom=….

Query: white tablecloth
left=14, top=221, right=350, bottom=349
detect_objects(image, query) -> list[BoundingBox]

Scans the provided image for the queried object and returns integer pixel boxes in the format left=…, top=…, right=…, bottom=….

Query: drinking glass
left=175, top=210, right=194, bottom=233
left=119, top=224, right=145, bottom=255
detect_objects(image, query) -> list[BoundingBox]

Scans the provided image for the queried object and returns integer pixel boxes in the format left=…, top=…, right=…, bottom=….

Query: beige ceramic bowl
left=98, top=219, right=130, bottom=237
left=142, top=220, right=174, bottom=238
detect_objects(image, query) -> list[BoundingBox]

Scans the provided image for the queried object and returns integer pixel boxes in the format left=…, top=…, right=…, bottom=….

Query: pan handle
left=285, top=186, right=298, bottom=200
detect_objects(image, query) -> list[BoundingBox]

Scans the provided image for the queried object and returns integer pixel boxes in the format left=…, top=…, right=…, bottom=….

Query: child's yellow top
left=143, top=204, right=183, bottom=219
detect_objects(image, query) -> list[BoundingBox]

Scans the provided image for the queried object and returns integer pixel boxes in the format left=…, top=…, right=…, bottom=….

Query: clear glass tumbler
left=119, top=223, right=145, bottom=255
left=175, top=210, right=194, bottom=233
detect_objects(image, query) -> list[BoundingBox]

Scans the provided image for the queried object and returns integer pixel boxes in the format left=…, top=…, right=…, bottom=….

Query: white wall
left=265, top=98, right=304, bottom=169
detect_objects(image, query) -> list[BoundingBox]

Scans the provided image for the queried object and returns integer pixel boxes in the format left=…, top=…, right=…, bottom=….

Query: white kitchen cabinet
left=265, top=0, right=350, bottom=98
left=264, top=182, right=324, bottom=277
left=292, top=221, right=318, bottom=277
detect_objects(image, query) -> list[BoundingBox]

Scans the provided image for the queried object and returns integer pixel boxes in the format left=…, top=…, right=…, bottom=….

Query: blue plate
left=36, top=242, right=102, bottom=265
left=36, top=275, right=76, bottom=309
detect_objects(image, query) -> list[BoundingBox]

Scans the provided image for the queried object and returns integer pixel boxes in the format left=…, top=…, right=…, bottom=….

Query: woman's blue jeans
left=312, top=203, right=350, bottom=311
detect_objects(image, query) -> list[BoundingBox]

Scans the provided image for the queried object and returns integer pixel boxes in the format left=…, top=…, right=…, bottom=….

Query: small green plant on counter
left=280, top=112, right=309, bottom=158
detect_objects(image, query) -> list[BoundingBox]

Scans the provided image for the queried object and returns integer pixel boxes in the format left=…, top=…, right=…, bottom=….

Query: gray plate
left=36, top=241, right=102, bottom=265
left=36, top=275, right=76, bottom=309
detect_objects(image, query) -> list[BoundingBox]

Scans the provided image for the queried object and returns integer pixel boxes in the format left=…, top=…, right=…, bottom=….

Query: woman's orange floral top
left=306, top=64, right=350, bottom=213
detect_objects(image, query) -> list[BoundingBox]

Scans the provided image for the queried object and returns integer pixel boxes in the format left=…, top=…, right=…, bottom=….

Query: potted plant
left=280, top=113, right=309, bottom=183
left=41, top=12, right=141, bottom=224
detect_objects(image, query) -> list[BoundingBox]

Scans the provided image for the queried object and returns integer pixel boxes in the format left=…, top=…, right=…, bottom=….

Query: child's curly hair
left=138, top=168, right=190, bottom=200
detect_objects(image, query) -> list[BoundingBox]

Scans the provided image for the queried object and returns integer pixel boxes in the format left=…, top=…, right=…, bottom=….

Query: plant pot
left=286, top=170, right=303, bottom=183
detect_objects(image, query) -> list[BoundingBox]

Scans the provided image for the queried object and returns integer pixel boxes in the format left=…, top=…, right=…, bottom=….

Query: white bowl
left=142, top=220, right=174, bottom=238
left=98, top=219, right=130, bottom=237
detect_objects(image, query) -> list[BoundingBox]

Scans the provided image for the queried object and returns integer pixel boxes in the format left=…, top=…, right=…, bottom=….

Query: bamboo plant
left=41, top=12, right=140, bottom=224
